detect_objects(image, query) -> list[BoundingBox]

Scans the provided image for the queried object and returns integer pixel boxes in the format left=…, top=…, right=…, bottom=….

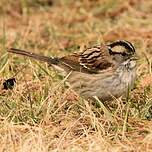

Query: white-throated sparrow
left=8, top=40, right=137, bottom=101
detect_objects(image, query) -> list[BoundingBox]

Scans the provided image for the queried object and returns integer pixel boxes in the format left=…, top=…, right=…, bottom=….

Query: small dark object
left=3, top=78, right=16, bottom=90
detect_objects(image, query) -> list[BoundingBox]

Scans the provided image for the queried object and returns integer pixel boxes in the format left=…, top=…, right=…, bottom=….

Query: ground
left=0, top=0, right=152, bottom=151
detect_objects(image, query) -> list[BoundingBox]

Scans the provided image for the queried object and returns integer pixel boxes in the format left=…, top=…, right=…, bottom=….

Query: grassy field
left=0, top=0, right=152, bottom=151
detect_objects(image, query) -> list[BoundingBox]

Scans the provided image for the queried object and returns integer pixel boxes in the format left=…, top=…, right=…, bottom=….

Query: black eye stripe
left=108, top=50, right=128, bottom=56
left=121, top=52, right=128, bottom=56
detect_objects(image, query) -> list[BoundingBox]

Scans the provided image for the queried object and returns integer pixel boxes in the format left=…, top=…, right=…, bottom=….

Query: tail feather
left=8, top=48, right=59, bottom=65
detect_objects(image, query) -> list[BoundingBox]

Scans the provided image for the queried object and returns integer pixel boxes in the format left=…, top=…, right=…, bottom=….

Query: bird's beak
left=134, top=56, right=139, bottom=60
left=132, top=54, right=139, bottom=61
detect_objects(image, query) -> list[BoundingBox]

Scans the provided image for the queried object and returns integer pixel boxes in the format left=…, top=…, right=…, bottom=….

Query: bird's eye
left=121, top=52, right=129, bottom=56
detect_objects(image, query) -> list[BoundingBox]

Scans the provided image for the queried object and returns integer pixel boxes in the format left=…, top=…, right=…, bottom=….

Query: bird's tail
left=8, top=48, right=59, bottom=65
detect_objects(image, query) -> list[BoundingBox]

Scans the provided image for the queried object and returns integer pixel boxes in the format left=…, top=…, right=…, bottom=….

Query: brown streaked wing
left=60, top=45, right=115, bottom=73
left=80, top=45, right=114, bottom=71
left=60, top=53, right=82, bottom=71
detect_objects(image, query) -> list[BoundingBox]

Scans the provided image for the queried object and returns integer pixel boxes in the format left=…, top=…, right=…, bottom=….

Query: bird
left=8, top=40, right=137, bottom=101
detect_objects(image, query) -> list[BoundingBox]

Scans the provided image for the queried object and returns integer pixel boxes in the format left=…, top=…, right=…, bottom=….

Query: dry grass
left=0, top=0, right=152, bottom=151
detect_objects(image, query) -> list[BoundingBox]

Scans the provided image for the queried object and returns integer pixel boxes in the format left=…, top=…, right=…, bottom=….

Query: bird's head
left=107, top=40, right=137, bottom=64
